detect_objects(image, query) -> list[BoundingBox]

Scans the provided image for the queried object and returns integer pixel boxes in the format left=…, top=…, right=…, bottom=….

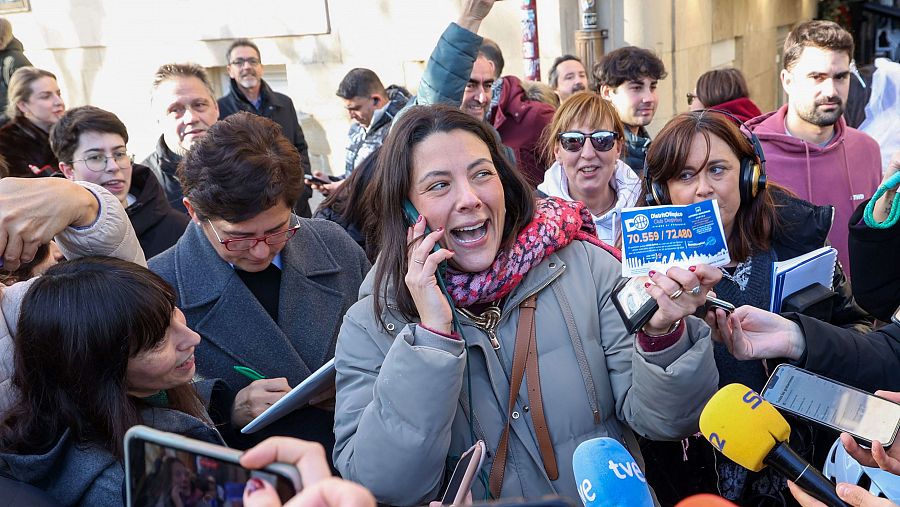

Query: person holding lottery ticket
left=638, top=110, right=874, bottom=506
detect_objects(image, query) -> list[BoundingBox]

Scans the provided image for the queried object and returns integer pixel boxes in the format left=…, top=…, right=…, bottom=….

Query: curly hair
left=593, top=46, right=667, bottom=90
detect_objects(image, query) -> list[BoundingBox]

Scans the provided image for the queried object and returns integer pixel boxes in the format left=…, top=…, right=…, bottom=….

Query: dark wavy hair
left=317, top=148, right=381, bottom=263
left=593, top=46, right=667, bottom=90
left=783, top=20, right=854, bottom=72
left=643, top=112, right=780, bottom=262
left=0, top=257, right=208, bottom=460
left=178, top=111, right=304, bottom=222
left=370, top=105, right=534, bottom=326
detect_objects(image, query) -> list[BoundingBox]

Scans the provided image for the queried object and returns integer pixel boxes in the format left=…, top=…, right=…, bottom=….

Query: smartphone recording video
left=125, top=426, right=300, bottom=506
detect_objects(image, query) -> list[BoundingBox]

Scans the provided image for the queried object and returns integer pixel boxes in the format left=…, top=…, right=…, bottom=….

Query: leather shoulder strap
left=524, top=297, right=559, bottom=480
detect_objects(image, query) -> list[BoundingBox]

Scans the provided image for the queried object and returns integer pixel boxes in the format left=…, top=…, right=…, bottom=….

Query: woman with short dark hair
left=333, top=104, right=721, bottom=504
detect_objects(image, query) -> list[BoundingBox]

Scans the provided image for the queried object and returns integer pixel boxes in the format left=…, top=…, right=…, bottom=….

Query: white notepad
left=770, top=246, right=837, bottom=313
left=241, top=358, right=336, bottom=434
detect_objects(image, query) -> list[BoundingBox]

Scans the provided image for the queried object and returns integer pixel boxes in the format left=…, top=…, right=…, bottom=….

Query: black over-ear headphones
left=643, top=109, right=767, bottom=206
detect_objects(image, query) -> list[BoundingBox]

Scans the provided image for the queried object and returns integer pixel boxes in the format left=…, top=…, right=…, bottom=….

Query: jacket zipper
left=470, top=264, right=567, bottom=351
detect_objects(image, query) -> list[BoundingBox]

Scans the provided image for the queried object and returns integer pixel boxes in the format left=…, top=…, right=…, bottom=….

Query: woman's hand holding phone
left=405, top=214, right=455, bottom=335
left=642, top=264, right=721, bottom=335
left=240, top=437, right=376, bottom=507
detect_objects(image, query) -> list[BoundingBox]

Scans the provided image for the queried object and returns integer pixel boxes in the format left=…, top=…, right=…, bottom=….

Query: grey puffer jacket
left=333, top=240, right=719, bottom=505
left=0, top=182, right=146, bottom=415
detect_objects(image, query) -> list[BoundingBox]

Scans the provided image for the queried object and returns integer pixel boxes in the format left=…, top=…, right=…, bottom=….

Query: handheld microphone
left=674, top=494, right=738, bottom=506
left=699, top=383, right=849, bottom=507
left=572, top=437, right=654, bottom=507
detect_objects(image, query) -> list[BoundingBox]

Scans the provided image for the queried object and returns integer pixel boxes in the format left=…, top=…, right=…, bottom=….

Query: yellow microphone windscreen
left=699, top=383, right=791, bottom=471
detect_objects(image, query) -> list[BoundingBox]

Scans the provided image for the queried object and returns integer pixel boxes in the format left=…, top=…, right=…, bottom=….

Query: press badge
left=619, top=200, right=731, bottom=277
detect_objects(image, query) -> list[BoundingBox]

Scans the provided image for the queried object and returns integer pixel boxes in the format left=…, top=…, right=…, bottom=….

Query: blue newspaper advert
left=620, top=199, right=731, bottom=277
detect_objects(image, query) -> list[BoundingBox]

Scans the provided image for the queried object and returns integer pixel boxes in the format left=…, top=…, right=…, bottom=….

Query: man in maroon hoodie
left=746, top=20, right=881, bottom=276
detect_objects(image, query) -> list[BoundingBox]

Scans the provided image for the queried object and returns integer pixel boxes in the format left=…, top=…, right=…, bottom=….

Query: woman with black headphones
left=639, top=110, right=873, bottom=506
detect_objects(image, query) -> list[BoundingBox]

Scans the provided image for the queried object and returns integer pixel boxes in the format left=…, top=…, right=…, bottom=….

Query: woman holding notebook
left=639, top=110, right=873, bottom=506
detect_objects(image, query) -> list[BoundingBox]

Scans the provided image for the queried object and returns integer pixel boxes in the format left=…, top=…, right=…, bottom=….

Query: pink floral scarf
left=443, top=197, right=621, bottom=307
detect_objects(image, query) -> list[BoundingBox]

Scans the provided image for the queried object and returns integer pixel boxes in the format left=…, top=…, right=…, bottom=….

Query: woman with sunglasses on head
left=332, top=104, right=720, bottom=505
left=639, top=111, right=872, bottom=506
left=537, top=91, right=642, bottom=246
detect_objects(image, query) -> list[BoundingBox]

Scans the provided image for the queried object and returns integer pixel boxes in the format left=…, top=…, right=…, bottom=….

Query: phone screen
left=762, top=365, right=900, bottom=444
left=127, top=439, right=297, bottom=506
left=441, top=441, right=484, bottom=505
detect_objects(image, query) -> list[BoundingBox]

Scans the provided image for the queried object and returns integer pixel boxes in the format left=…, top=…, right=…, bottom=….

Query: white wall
left=5, top=0, right=567, bottom=175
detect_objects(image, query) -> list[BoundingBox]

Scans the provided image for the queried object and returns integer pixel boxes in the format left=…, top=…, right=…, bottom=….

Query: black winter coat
left=0, top=38, right=31, bottom=113
left=141, top=136, right=187, bottom=214
left=622, top=125, right=651, bottom=175
left=126, top=164, right=189, bottom=258
left=771, top=189, right=873, bottom=332
left=0, top=116, right=56, bottom=177
left=217, top=79, right=312, bottom=217
left=848, top=200, right=899, bottom=322
left=790, top=314, right=900, bottom=392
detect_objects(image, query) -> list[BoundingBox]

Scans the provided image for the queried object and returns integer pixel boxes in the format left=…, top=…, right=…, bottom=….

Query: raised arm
left=407, top=0, right=497, bottom=109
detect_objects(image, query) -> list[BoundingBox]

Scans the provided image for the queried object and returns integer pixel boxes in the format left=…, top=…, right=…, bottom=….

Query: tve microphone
left=674, top=494, right=738, bottom=506
left=699, top=383, right=849, bottom=507
left=572, top=437, right=653, bottom=507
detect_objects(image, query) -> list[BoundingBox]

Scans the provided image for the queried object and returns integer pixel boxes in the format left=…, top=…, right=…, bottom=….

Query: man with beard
left=747, top=20, right=882, bottom=276
left=217, top=39, right=314, bottom=217
left=595, top=46, right=667, bottom=175
left=548, top=54, right=588, bottom=102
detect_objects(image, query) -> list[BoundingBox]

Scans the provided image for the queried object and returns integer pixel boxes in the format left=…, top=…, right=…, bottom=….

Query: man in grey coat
left=148, top=112, right=370, bottom=457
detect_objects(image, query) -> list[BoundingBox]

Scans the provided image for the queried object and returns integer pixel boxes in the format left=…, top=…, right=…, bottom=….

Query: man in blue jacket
left=217, top=38, right=313, bottom=217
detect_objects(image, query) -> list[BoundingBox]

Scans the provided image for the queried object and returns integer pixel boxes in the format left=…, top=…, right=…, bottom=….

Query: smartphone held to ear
left=125, top=426, right=301, bottom=506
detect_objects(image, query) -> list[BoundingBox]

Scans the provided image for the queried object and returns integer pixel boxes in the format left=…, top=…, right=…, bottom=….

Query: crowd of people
left=0, top=1, right=899, bottom=506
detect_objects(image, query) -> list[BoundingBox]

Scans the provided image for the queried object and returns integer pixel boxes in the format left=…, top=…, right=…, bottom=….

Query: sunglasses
left=558, top=130, right=619, bottom=153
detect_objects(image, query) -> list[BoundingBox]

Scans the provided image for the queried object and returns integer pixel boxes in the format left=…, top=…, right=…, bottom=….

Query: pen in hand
left=233, top=365, right=266, bottom=381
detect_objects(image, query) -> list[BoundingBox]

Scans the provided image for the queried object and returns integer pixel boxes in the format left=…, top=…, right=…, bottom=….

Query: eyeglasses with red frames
left=206, top=219, right=300, bottom=252
left=557, top=130, right=619, bottom=153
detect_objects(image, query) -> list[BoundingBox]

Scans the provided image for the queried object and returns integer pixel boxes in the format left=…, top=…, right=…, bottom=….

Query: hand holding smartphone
left=441, top=441, right=486, bottom=506
left=304, top=174, right=333, bottom=186
left=125, top=426, right=301, bottom=506
left=761, top=364, right=900, bottom=446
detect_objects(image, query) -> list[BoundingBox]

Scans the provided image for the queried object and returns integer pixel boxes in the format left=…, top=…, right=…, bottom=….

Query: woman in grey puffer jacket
left=332, top=105, right=721, bottom=506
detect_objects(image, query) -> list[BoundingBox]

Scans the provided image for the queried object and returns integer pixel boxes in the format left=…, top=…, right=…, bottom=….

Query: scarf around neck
left=443, top=197, right=621, bottom=307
